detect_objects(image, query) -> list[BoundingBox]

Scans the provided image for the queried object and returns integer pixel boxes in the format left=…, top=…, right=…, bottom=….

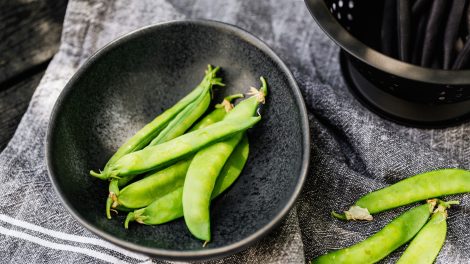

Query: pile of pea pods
left=90, top=65, right=268, bottom=243
left=312, top=168, right=470, bottom=264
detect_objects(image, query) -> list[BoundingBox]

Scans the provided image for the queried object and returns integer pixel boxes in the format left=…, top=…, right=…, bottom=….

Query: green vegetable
left=396, top=200, right=458, bottom=264
left=90, top=65, right=222, bottom=181
left=124, top=134, right=249, bottom=228
left=312, top=202, right=435, bottom=264
left=109, top=95, right=243, bottom=211
left=103, top=66, right=224, bottom=219
left=107, top=116, right=260, bottom=178
left=334, top=168, right=470, bottom=221
left=182, top=77, right=267, bottom=242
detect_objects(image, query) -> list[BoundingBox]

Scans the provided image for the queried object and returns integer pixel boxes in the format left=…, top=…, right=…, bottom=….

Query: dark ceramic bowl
left=46, top=20, right=309, bottom=261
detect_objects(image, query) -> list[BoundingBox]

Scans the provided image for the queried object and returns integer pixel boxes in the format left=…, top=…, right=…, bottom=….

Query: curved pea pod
left=115, top=93, right=240, bottom=189
left=124, top=134, right=249, bottom=228
left=396, top=201, right=456, bottom=264
left=183, top=133, right=243, bottom=241
left=108, top=95, right=243, bottom=212
left=90, top=65, right=223, bottom=181
left=108, top=116, right=260, bottom=178
left=182, top=78, right=267, bottom=242
left=104, top=89, right=227, bottom=219
left=146, top=91, right=211, bottom=147
left=334, top=168, right=470, bottom=221
left=312, top=202, right=436, bottom=264
left=115, top=160, right=190, bottom=209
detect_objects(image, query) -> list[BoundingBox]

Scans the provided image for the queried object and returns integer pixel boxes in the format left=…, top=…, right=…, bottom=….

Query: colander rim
left=305, top=0, right=470, bottom=85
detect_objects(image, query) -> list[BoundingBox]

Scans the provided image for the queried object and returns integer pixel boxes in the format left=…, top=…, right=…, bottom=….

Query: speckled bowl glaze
left=46, top=20, right=309, bottom=261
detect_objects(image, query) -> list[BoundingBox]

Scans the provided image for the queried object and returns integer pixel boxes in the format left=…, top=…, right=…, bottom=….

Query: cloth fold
left=0, top=0, right=468, bottom=263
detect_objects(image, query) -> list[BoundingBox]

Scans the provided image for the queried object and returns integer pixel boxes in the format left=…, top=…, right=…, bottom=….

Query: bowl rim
left=46, top=19, right=310, bottom=261
left=304, top=0, right=470, bottom=85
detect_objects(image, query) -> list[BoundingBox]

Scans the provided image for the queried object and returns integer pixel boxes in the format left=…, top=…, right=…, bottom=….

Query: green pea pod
left=124, top=134, right=249, bottom=228
left=116, top=160, right=190, bottom=209
left=90, top=65, right=222, bottom=181
left=182, top=77, right=267, bottom=242
left=312, top=202, right=435, bottom=264
left=109, top=116, right=259, bottom=177
left=109, top=95, right=243, bottom=211
left=396, top=200, right=457, bottom=264
left=183, top=133, right=243, bottom=241
left=146, top=90, right=211, bottom=147
left=115, top=93, right=240, bottom=188
left=334, top=168, right=470, bottom=221
left=104, top=79, right=221, bottom=219
left=211, top=134, right=249, bottom=197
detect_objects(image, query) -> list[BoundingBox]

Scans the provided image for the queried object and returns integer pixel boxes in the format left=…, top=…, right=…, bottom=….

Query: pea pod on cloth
left=396, top=200, right=458, bottom=264
left=334, top=168, right=470, bottom=221
left=124, top=134, right=249, bottom=228
left=182, top=77, right=267, bottom=242
left=90, top=65, right=223, bottom=181
left=109, top=95, right=243, bottom=211
left=312, top=201, right=436, bottom=264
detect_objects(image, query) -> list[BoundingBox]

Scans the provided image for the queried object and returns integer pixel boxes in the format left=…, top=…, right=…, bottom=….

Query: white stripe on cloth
left=0, top=225, right=130, bottom=264
left=0, top=214, right=150, bottom=262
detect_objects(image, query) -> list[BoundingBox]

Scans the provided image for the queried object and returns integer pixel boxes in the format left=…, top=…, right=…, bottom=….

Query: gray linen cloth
left=0, top=0, right=469, bottom=263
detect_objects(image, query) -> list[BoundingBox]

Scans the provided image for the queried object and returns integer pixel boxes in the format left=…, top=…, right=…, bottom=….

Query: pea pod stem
left=333, top=168, right=470, bottom=221
left=313, top=202, right=435, bottom=264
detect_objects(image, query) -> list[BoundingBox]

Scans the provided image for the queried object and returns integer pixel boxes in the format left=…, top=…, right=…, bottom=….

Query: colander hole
left=337, top=13, right=342, bottom=19
left=347, top=13, right=353, bottom=21
left=348, top=0, right=354, bottom=8
left=338, top=0, right=343, bottom=8
left=438, top=96, right=446, bottom=101
left=332, top=3, right=336, bottom=10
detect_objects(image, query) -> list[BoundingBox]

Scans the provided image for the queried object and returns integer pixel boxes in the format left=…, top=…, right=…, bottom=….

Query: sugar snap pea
left=146, top=91, right=211, bottom=147
left=183, top=134, right=243, bottom=241
left=124, top=134, right=249, bottom=228
left=182, top=77, right=267, bottom=242
left=334, top=168, right=470, bottom=221
left=90, top=65, right=222, bottom=181
left=106, top=92, right=211, bottom=218
left=108, top=95, right=243, bottom=212
left=114, top=160, right=190, bottom=210
left=396, top=200, right=458, bottom=264
left=107, top=116, right=260, bottom=178
left=104, top=70, right=224, bottom=219
left=312, top=202, right=435, bottom=264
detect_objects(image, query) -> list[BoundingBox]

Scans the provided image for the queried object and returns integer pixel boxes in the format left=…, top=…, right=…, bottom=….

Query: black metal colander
left=305, top=0, right=470, bottom=127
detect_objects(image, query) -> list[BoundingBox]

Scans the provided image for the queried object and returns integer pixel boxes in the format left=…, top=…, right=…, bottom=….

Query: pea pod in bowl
left=183, top=77, right=267, bottom=242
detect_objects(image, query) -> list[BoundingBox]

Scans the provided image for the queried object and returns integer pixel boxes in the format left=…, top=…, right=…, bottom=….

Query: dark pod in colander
left=305, top=0, right=470, bottom=127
